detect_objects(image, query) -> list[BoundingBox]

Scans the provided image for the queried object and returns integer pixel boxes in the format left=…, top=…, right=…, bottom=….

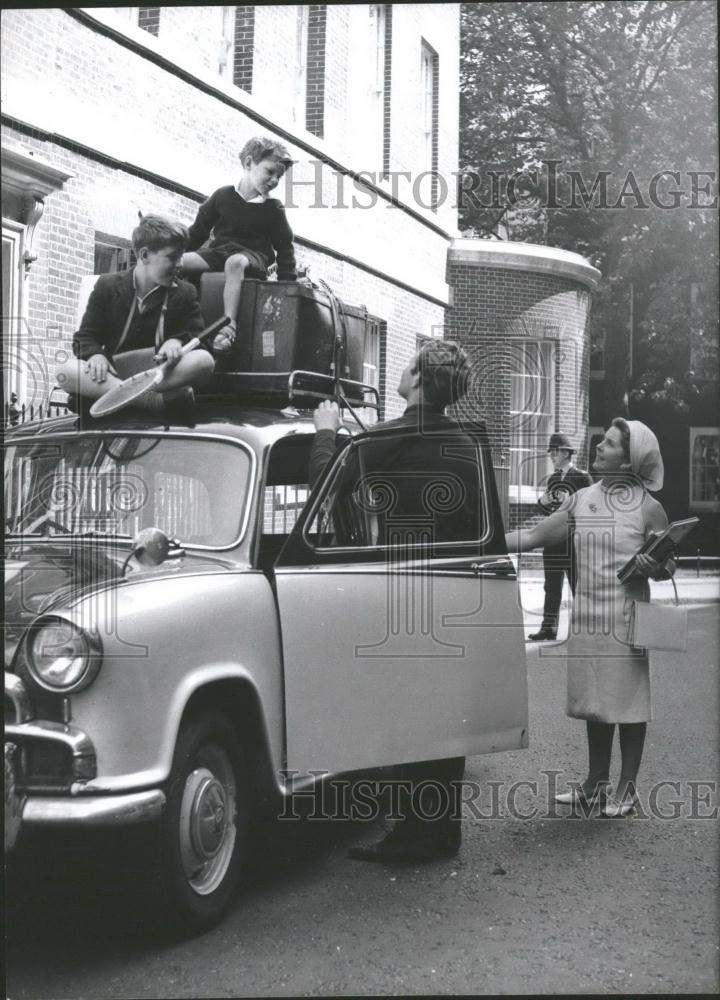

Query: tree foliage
left=460, top=1, right=718, bottom=416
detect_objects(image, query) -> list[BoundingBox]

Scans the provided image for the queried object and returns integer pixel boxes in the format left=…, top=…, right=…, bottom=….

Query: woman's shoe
left=599, top=794, right=636, bottom=818
left=554, top=785, right=607, bottom=805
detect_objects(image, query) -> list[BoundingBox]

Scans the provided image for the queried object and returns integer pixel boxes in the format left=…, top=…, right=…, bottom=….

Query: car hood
left=4, top=540, right=243, bottom=667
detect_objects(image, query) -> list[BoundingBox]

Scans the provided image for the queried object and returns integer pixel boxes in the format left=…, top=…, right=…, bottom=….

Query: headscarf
left=625, top=419, right=664, bottom=492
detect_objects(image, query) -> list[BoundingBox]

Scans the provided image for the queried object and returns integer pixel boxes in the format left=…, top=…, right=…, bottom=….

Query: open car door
left=273, top=420, right=528, bottom=780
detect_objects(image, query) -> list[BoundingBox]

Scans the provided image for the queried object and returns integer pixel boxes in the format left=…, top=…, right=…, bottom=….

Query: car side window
left=304, top=428, right=489, bottom=555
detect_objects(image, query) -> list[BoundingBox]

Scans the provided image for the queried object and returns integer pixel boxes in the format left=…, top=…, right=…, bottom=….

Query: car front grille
left=17, top=740, right=74, bottom=791
left=5, top=674, right=95, bottom=789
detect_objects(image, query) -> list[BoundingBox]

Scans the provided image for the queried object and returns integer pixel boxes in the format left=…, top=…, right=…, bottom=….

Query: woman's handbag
left=628, top=577, right=688, bottom=652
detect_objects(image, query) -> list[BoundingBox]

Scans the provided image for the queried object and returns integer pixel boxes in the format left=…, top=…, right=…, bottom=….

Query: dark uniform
left=531, top=434, right=592, bottom=640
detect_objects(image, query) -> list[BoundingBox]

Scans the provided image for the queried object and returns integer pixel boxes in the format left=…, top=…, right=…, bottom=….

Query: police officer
left=528, top=432, right=592, bottom=641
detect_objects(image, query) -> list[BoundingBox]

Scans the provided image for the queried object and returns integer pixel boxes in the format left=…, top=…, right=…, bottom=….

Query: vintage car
left=4, top=387, right=528, bottom=932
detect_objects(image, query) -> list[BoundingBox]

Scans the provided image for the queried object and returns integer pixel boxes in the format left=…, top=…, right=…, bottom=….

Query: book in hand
left=617, top=517, right=699, bottom=583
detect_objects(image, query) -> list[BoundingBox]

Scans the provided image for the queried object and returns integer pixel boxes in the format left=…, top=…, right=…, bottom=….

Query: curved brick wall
left=446, top=239, right=600, bottom=526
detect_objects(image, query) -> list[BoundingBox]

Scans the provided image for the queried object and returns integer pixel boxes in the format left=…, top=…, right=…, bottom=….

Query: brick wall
left=1, top=6, right=454, bottom=415
left=1, top=119, right=443, bottom=417
left=232, top=6, right=255, bottom=93
left=1, top=8, right=453, bottom=298
left=306, top=5, right=327, bottom=138
left=446, top=252, right=593, bottom=526
left=138, top=7, right=160, bottom=37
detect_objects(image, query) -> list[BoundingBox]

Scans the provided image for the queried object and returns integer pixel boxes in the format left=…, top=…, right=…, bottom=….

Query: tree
left=459, top=1, right=718, bottom=417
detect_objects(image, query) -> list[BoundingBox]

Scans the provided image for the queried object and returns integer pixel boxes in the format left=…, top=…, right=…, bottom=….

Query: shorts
left=196, top=242, right=269, bottom=277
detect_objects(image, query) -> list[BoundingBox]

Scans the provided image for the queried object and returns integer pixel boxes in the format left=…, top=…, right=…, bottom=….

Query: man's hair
left=611, top=416, right=632, bottom=461
left=132, top=214, right=189, bottom=254
left=239, top=136, right=296, bottom=168
left=413, top=339, right=470, bottom=409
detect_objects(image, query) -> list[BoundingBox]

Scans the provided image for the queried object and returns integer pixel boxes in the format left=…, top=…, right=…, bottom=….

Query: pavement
left=7, top=606, right=719, bottom=996
left=515, top=565, right=719, bottom=641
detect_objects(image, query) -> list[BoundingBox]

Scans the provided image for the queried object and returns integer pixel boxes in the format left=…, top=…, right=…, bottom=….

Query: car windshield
left=5, top=434, right=252, bottom=548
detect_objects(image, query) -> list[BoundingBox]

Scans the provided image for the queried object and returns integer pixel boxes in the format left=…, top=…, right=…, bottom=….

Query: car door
left=273, top=420, right=528, bottom=779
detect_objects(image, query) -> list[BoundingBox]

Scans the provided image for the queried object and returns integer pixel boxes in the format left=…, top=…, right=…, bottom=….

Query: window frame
left=420, top=42, right=434, bottom=173
left=218, top=6, right=236, bottom=82
left=369, top=4, right=388, bottom=172
left=4, top=431, right=258, bottom=552
left=508, top=340, right=556, bottom=505
left=109, top=7, right=139, bottom=25
left=689, top=426, right=720, bottom=512
left=293, top=4, right=310, bottom=127
left=297, top=426, right=493, bottom=563
left=94, top=231, right=134, bottom=275
left=2, top=218, right=27, bottom=403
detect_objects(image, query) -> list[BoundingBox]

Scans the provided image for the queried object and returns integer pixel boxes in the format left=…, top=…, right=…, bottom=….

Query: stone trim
left=448, top=238, right=601, bottom=290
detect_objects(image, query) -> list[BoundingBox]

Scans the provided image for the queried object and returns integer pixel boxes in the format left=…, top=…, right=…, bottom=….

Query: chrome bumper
left=6, top=776, right=165, bottom=852
left=23, top=788, right=166, bottom=827
left=5, top=673, right=166, bottom=850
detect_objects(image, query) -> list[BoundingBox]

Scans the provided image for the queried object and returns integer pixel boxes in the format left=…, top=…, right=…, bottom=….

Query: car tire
left=156, top=714, right=250, bottom=934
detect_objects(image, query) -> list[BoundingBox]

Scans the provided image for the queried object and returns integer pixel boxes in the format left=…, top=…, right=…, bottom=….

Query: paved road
left=6, top=605, right=719, bottom=998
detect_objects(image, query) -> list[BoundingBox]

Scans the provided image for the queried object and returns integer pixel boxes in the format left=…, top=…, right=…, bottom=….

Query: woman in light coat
left=506, top=418, right=675, bottom=817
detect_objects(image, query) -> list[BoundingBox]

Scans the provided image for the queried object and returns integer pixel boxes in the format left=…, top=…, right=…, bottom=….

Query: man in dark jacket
left=57, top=214, right=214, bottom=410
left=528, top=432, right=592, bottom=641
left=310, top=340, right=480, bottom=862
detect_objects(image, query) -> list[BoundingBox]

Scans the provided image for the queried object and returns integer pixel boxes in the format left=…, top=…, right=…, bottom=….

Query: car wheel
left=158, top=715, right=249, bottom=934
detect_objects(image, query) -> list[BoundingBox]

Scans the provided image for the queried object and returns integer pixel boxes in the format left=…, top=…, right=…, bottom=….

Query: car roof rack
left=203, top=370, right=380, bottom=412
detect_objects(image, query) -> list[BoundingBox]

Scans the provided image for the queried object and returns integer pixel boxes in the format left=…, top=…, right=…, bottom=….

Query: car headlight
left=24, top=617, right=103, bottom=693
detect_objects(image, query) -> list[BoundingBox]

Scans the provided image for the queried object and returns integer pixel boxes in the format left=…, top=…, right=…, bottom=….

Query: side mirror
left=123, top=528, right=185, bottom=575
left=133, top=527, right=171, bottom=566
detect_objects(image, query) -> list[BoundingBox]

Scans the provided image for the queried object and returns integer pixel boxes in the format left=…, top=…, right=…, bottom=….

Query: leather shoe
left=348, top=837, right=459, bottom=863
left=528, top=630, right=557, bottom=642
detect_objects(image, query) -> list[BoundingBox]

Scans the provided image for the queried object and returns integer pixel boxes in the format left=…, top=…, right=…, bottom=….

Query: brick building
left=446, top=240, right=599, bottom=527
left=2, top=4, right=598, bottom=524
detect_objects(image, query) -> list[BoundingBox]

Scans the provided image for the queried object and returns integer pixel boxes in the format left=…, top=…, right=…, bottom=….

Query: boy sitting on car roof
left=57, top=214, right=215, bottom=412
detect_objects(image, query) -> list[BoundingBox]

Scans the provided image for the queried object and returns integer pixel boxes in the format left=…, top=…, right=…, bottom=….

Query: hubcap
left=178, top=752, right=237, bottom=896
left=190, top=774, right=227, bottom=858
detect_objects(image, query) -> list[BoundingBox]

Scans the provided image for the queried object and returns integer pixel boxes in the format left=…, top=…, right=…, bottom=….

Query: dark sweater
left=187, top=186, right=297, bottom=280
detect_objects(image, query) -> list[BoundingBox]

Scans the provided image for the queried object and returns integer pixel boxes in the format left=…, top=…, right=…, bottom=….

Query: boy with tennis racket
left=57, top=214, right=215, bottom=412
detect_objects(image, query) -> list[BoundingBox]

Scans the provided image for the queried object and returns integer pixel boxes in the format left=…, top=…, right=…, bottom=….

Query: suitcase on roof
left=198, top=274, right=368, bottom=382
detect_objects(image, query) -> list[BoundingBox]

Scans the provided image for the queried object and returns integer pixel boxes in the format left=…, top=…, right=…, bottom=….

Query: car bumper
left=5, top=741, right=165, bottom=851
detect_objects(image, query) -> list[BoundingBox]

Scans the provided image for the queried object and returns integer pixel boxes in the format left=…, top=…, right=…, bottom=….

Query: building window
left=2, top=220, right=27, bottom=405
left=110, top=8, right=139, bottom=25
left=217, top=6, right=236, bottom=81
left=137, top=6, right=160, bottom=36
left=233, top=6, right=255, bottom=92
left=509, top=342, right=555, bottom=504
left=306, top=5, right=327, bottom=138
left=293, top=5, right=310, bottom=127
left=94, top=232, right=133, bottom=275
left=690, top=428, right=720, bottom=511
left=420, top=40, right=439, bottom=209
left=369, top=4, right=392, bottom=176
left=358, top=318, right=382, bottom=427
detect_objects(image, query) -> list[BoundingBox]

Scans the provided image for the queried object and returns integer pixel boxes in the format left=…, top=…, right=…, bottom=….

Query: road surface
left=6, top=604, right=718, bottom=997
